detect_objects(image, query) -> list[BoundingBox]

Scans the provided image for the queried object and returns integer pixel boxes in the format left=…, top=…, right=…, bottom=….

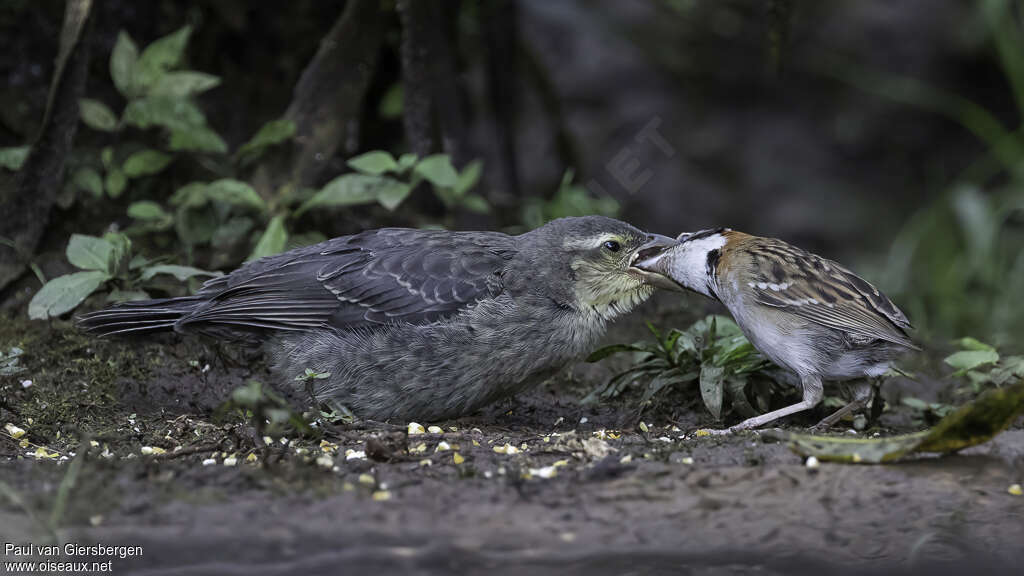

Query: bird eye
left=603, top=240, right=621, bottom=252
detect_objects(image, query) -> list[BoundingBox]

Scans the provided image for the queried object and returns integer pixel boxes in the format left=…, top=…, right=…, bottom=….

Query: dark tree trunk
left=482, top=0, right=522, bottom=204
left=0, top=0, right=92, bottom=291
left=396, top=0, right=471, bottom=164
left=284, top=0, right=386, bottom=188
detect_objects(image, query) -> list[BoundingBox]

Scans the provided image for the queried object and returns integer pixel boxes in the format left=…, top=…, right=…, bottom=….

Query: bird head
left=632, top=228, right=730, bottom=298
left=517, top=216, right=678, bottom=319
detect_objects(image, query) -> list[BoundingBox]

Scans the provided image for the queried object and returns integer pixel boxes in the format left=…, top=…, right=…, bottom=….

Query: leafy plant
left=27, top=233, right=219, bottom=320
left=520, top=169, right=620, bottom=230
left=901, top=338, right=1024, bottom=425
left=0, top=347, right=26, bottom=377
left=296, top=151, right=488, bottom=217
left=218, top=380, right=316, bottom=440
left=944, top=337, right=1024, bottom=391
left=586, top=315, right=781, bottom=420
left=829, top=0, right=1024, bottom=347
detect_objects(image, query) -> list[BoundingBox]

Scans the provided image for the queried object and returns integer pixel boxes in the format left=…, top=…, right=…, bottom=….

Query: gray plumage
left=79, top=216, right=674, bottom=421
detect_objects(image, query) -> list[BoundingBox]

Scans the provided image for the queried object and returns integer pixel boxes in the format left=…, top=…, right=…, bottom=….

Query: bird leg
left=813, top=380, right=874, bottom=429
left=724, top=374, right=824, bottom=432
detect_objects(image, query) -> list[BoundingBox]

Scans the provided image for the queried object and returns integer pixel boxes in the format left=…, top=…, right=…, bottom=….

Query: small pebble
left=805, top=456, right=820, bottom=469
left=1009, top=484, right=1022, bottom=496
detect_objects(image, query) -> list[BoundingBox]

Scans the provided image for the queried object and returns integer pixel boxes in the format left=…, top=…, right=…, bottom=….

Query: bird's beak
left=629, top=234, right=683, bottom=291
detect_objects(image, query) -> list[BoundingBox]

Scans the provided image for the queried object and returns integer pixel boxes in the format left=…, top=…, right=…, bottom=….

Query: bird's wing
left=181, top=228, right=514, bottom=333
left=733, top=239, right=917, bottom=349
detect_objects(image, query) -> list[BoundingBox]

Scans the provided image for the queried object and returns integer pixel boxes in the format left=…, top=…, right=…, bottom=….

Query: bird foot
left=697, top=427, right=734, bottom=436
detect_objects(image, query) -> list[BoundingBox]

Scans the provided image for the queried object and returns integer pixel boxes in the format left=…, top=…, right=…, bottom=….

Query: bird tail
left=76, top=296, right=204, bottom=337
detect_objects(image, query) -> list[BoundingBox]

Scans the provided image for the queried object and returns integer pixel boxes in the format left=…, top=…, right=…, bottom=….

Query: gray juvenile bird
left=633, top=228, right=918, bottom=432
left=79, top=216, right=675, bottom=421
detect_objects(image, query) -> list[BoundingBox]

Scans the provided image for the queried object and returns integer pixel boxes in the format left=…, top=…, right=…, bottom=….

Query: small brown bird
left=634, top=228, right=919, bottom=432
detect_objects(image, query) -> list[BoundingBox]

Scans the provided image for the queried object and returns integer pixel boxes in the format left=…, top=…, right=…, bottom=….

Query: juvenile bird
left=633, top=228, right=918, bottom=432
left=79, top=216, right=675, bottom=421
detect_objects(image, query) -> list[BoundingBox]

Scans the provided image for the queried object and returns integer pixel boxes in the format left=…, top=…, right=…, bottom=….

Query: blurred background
left=2, top=0, right=1023, bottom=349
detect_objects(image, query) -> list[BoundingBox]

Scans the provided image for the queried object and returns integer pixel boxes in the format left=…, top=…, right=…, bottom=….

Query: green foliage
left=0, top=347, right=27, bottom=377
left=296, top=151, right=488, bottom=218
left=778, top=378, right=1024, bottom=463
left=944, top=337, right=1024, bottom=391
left=521, top=169, right=620, bottom=229
left=0, top=146, right=29, bottom=171
left=64, top=23, right=494, bottom=272
left=220, top=380, right=316, bottom=440
left=834, top=1, right=1024, bottom=347
left=901, top=338, right=1024, bottom=425
left=586, top=315, right=781, bottom=420
left=27, top=233, right=219, bottom=320
left=235, top=119, right=296, bottom=165
left=69, top=26, right=225, bottom=203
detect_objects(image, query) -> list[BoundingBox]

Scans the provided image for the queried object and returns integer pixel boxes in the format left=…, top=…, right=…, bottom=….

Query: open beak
left=629, top=234, right=683, bottom=292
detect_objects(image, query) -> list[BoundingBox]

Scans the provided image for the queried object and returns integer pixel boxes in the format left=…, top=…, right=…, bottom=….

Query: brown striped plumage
left=715, top=230, right=917, bottom=350
left=636, top=228, right=918, bottom=432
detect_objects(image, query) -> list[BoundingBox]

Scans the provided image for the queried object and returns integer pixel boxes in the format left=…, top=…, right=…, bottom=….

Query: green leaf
left=107, top=289, right=150, bottom=303
left=101, top=147, right=114, bottom=170
left=140, top=264, right=221, bottom=282
left=295, top=174, right=386, bottom=216
left=461, top=194, right=490, bottom=214
left=205, top=179, right=266, bottom=211
left=0, top=146, right=29, bottom=171
left=169, top=182, right=209, bottom=208
left=347, top=151, right=400, bottom=175
left=66, top=234, right=114, bottom=272
left=414, top=155, right=459, bottom=188
left=212, top=217, right=255, bottom=248
left=586, top=344, right=643, bottom=362
left=168, top=126, right=228, bottom=154
left=699, top=364, right=725, bottom=420
left=725, top=377, right=757, bottom=418
left=901, top=397, right=930, bottom=411
left=640, top=368, right=695, bottom=406
left=944, top=349, right=999, bottom=375
left=248, top=214, right=288, bottom=261
left=378, top=83, right=403, bottom=119
left=175, top=205, right=217, bottom=246
left=105, top=169, right=127, bottom=198
left=122, top=96, right=206, bottom=132
left=104, top=233, right=133, bottom=277
left=110, top=31, right=140, bottom=97
left=78, top=99, right=118, bottom=131
left=773, top=379, right=1024, bottom=463
left=376, top=180, right=413, bottom=211
left=236, top=118, right=296, bottom=162
left=122, top=149, right=173, bottom=177
left=127, top=200, right=171, bottom=222
left=454, top=159, right=483, bottom=197
left=397, top=153, right=417, bottom=171
left=955, top=337, right=995, bottom=352
left=72, top=167, right=104, bottom=197
left=28, top=270, right=109, bottom=320
left=135, top=25, right=192, bottom=89
left=150, top=71, right=220, bottom=97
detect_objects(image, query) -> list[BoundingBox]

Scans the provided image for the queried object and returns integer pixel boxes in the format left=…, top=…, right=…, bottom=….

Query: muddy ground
left=1, top=294, right=1023, bottom=576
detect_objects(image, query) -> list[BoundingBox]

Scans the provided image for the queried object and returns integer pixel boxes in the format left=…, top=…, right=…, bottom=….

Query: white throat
left=641, top=234, right=726, bottom=298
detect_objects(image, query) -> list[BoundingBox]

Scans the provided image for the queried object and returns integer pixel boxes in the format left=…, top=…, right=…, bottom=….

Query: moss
left=0, top=317, right=153, bottom=449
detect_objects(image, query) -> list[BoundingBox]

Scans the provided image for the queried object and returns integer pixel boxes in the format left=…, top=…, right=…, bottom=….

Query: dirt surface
left=2, top=296, right=1023, bottom=576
